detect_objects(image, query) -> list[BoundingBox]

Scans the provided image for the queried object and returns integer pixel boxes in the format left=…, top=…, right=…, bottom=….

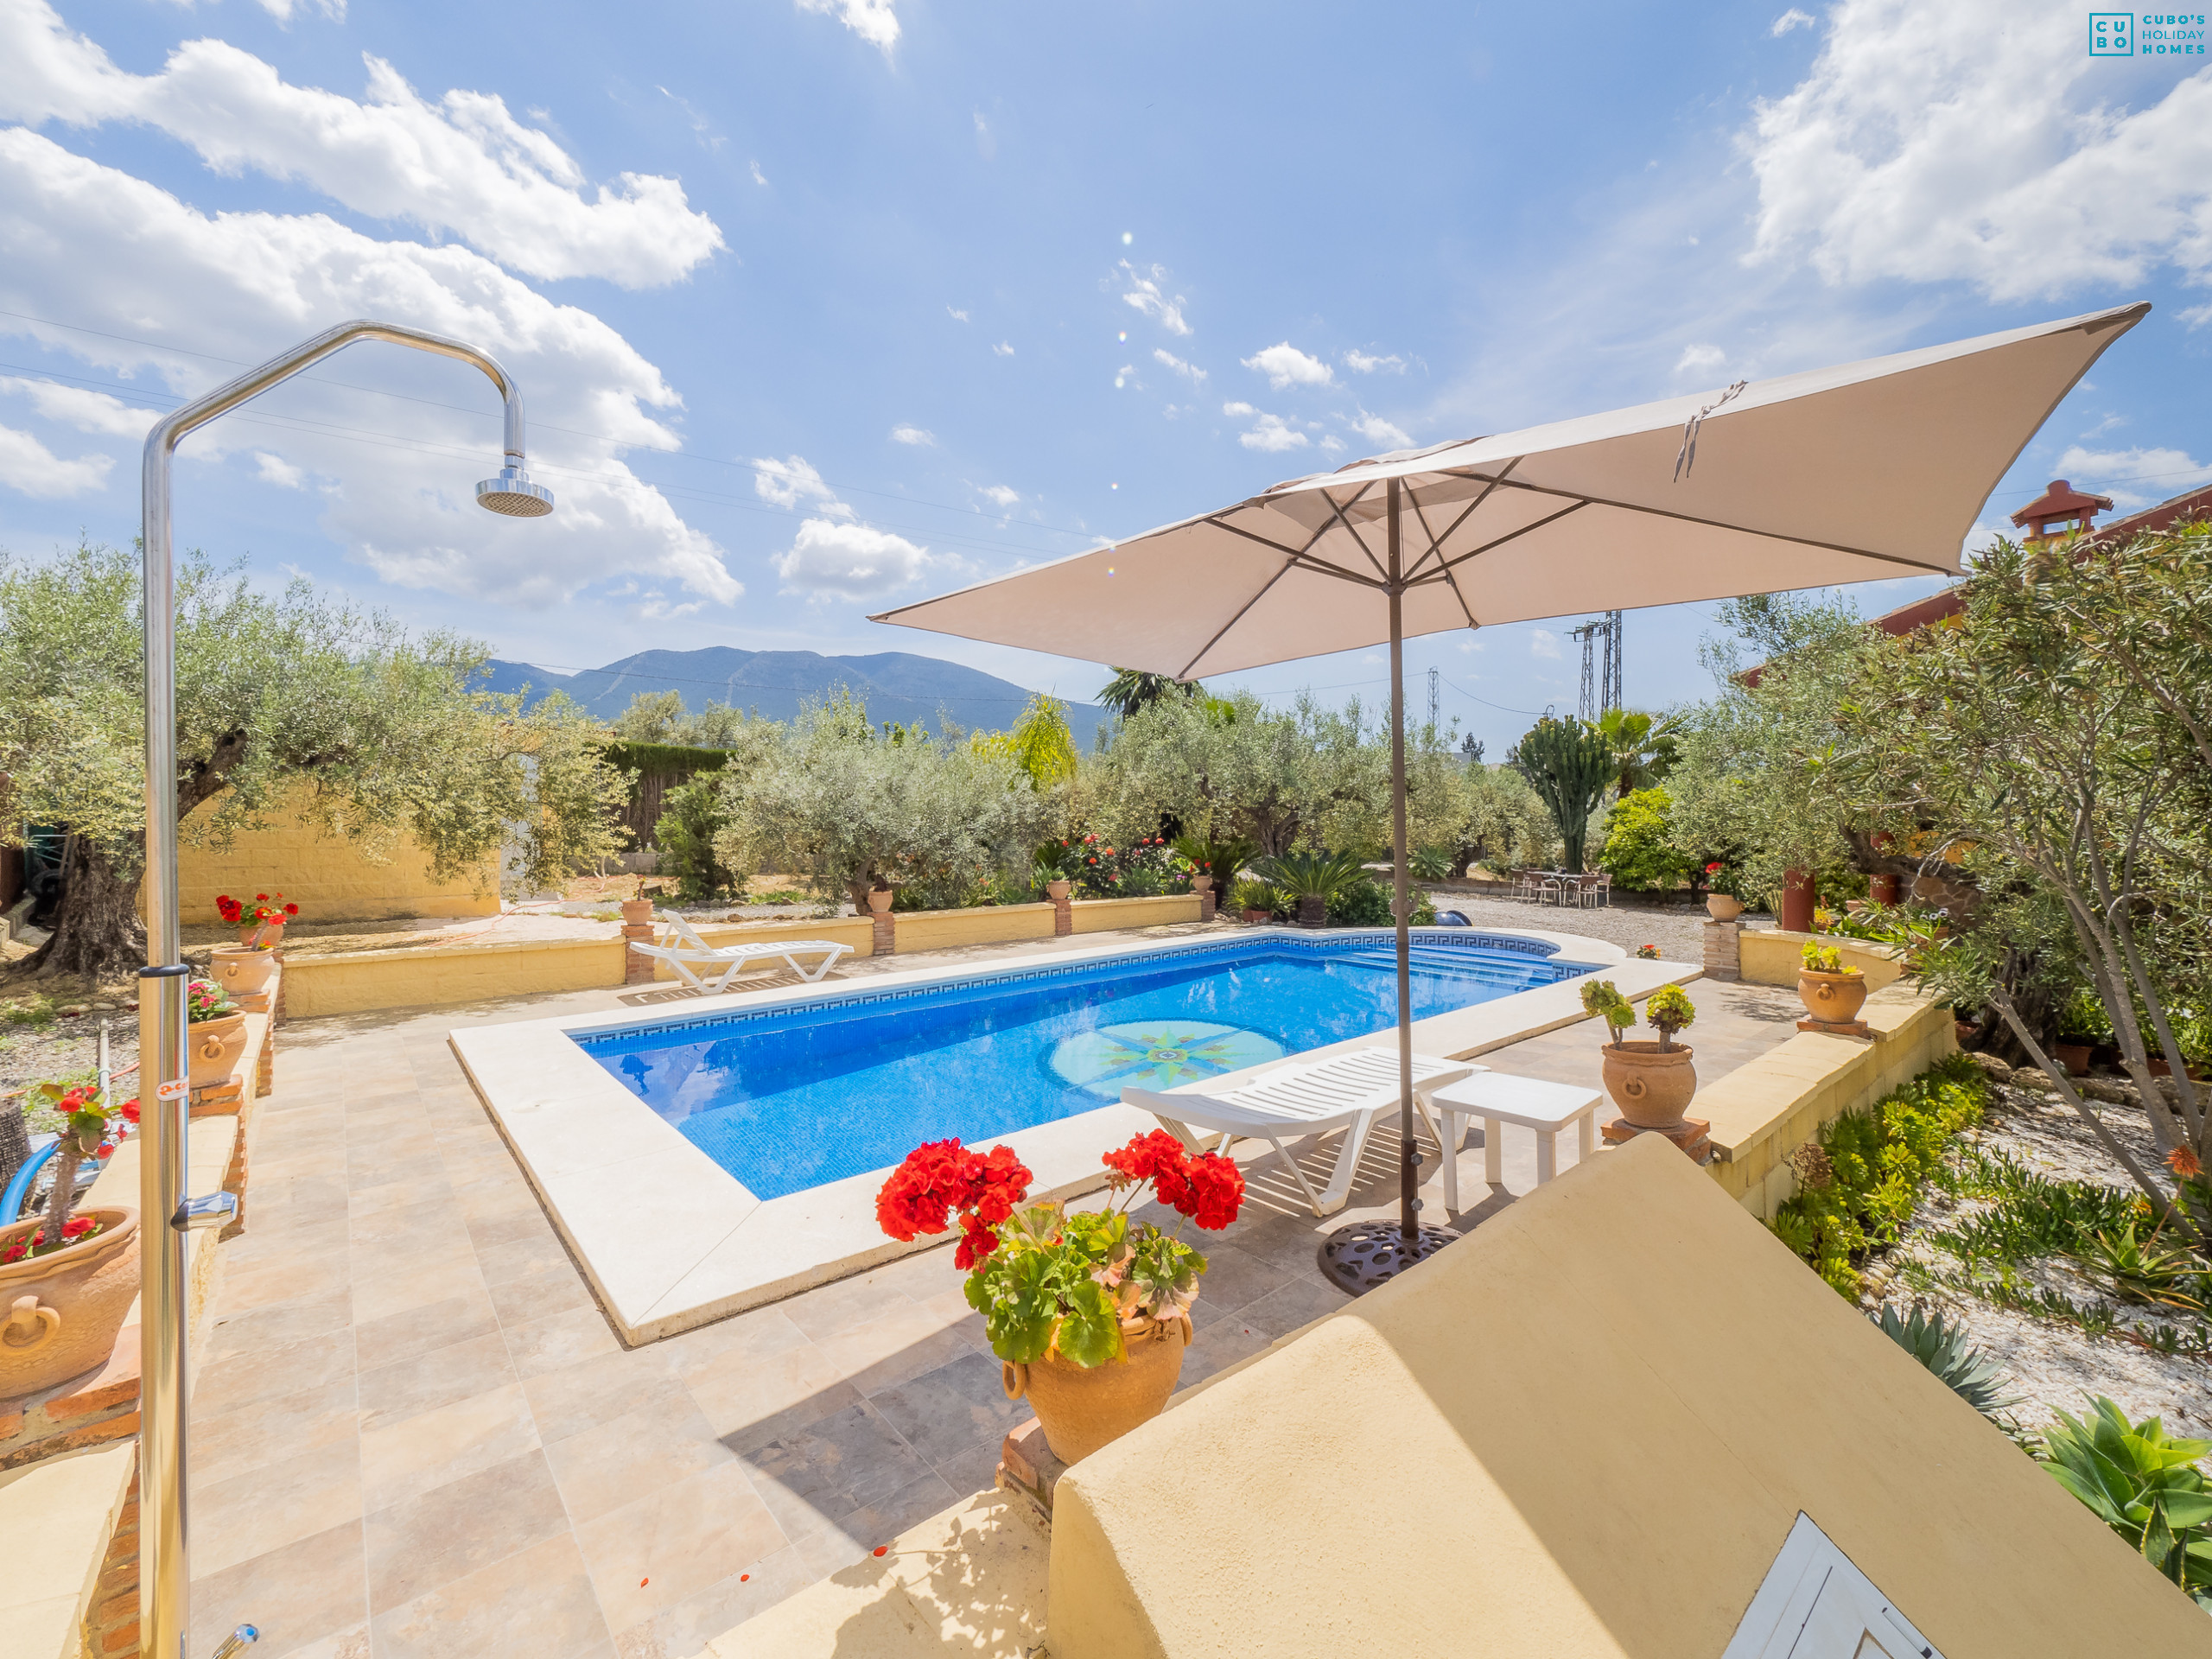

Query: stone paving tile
left=188, top=940, right=1802, bottom=1655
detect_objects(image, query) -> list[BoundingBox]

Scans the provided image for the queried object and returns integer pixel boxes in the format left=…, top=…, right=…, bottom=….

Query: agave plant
left=2040, top=1396, right=2212, bottom=1609
left=1251, top=849, right=1368, bottom=927
left=2068, top=1221, right=2207, bottom=1310
left=1872, top=1302, right=2018, bottom=1426
left=1409, top=845, right=1453, bottom=881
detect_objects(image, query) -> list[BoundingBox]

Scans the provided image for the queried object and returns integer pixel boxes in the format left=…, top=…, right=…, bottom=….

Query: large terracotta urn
left=1046, top=879, right=1072, bottom=903
left=1797, top=969, right=1868, bottom=1026
left=239, top=921, right=284, bottom=950
left=1705, top=893, right=1744, bottom=923
left=188, top=1012, right=250, bottom=1090
left=208, top=945, right=277, bottom=999
left=1599, top=1041, right=1699, bottom=1130
left=867, top=888, right=894, bottom=914
left=620, top=898, right=656, bottom=928
left=1001, top=1312, right=1192, bottom=1465
left=0, top=1207, right=140, bottom=1397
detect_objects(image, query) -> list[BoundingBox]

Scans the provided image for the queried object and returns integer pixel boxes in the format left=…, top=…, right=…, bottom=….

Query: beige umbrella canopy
left=872, top=301, right=2147, bottom=1285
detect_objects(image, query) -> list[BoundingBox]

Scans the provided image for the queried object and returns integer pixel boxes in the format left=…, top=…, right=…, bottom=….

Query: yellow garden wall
left=283, top=937, right=623, bottom=1019
left=1738, top=927, right=1906, bottom=992
left=1071, top=894, right=1202, bottom=932
left=1700, top=982, right=1958, bottom=1217
left=894, top=902, right=1056, bottom=952
left=1046, top=1133, right=2208, bottom=1658
left=173, top=791, right=498, bottom=924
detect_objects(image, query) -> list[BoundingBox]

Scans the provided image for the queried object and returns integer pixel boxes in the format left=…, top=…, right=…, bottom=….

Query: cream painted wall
left=172, top=791, right=499, bottom=925
left=1049, top=1135, right=2212, bottom=1658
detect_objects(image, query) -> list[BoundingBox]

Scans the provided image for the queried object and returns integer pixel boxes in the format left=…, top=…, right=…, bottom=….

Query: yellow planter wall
left=283, top=938, right=623, bottom=1019
left=172, top=790, right=498, bottom=924
left=893, top=903, right=1055, bottom=952
left=1738, top=927, right=1905, bottom=992
left=1071, top=894, right=1202, bottom=932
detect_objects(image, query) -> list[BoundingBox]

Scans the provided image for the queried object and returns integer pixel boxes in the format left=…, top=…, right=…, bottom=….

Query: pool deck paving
left=183, top=925, right=1804, bottom=1659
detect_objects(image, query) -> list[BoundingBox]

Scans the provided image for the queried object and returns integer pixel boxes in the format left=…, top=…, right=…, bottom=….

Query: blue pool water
left=575, top=931, right=1594, bottom=1200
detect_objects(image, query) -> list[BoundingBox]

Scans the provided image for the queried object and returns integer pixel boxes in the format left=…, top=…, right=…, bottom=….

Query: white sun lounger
left=1123, top=1046, right=1483, bottom=1217
left=630, top=908, right=851, bottom=992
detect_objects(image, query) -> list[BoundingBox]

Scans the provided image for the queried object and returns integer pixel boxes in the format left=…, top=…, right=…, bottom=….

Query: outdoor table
left=1425, top=1072, right=1606, bottom=1209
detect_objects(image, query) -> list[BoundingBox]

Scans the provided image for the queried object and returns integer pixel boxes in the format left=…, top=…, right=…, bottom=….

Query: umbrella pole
left=1316, top=477, right=1459, bottom=1294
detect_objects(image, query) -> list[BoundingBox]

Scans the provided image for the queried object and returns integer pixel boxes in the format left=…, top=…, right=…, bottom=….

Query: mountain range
left=474, top=647, right=1108, bottom=750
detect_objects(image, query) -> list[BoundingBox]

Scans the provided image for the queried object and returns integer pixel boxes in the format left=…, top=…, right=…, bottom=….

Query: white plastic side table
left=1426, top=1072, right=1606, bottom=1209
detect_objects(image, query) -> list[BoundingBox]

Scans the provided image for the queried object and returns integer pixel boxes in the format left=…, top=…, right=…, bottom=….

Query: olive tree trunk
left=16, top=837, right=145, bottom=985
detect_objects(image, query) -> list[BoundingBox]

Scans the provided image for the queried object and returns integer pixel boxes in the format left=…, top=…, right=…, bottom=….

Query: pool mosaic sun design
left=1048, top=1020, right=1287, bottom=1100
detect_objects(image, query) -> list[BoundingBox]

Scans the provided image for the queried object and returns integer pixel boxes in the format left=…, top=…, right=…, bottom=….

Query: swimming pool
left=575, top=931, right=1596, bottom=1200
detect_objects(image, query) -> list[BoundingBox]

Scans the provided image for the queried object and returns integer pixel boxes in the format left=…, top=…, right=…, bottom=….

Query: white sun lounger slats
left=1123, top=1046, right=1481, bottom=1217
left=632, top=908, right=851, bottom=993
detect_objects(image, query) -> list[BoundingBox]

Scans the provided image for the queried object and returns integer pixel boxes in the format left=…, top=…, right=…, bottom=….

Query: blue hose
left=2, top=1139, right=60, bottom=1225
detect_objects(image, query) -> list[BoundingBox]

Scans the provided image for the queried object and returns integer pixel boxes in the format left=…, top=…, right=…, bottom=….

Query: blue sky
left=2, top=0, right=2209, bottom=753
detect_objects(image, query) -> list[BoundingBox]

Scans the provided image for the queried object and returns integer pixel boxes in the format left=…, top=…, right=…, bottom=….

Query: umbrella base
left=1317, top=1219, right=1460, bottom=1295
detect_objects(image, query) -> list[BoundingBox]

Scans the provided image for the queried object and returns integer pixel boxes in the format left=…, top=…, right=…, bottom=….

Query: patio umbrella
left=870, top=301, right=2147, bottom=1287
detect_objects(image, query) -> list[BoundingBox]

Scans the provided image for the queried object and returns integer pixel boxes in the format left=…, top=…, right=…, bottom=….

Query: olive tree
left=0, top=541, right=627, bottom=982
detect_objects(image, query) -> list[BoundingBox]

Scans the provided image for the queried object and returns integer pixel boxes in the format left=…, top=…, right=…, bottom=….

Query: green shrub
left=1598, top=787, right=1688, bottom=891
left=1326, top=876, right=1393, bottom=927
left=1767, top=1053, right=1991, bottom=1299
left=2039, top=1398, right=2212, bottom=1610
left=654, top=777, right=735, bottom=899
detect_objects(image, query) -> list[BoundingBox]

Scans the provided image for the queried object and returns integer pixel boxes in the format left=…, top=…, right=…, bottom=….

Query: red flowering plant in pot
left=215, top=891, right=298, bottom=947
left=876, top=1128, right=1246, bottom=1464
left=0, top=1082, right=142, bottom=1396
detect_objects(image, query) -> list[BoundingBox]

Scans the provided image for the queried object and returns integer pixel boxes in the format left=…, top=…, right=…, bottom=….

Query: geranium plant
left=877, top=1128, right=1245, bottom=1369
left=4, top=1082, right=137, bottom=1264
left=216, top=892, right=298, bottom=944
left=187, top=977, right=237, bottom=1024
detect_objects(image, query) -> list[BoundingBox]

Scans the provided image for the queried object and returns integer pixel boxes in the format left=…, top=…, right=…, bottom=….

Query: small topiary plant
left=1580, top=978, right=1635, bottom=1047
left=1643, top=984, right=1697, bottom=1050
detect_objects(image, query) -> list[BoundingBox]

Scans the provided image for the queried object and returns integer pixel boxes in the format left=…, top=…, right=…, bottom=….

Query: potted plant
left=0, top=1082, right=140, bottom=1396
left=1252, top=849, right=1363, bottom=929
left=1033, top=839, right=1077, bottom=902
left=1587, top=979, right=1699, bottom=1129
left=1702, top=861, right=1744, bottom=923
left=1230, top=878, right=1277, bottom=925
left=1172, top=836, right=1257, bottom=899
left=1797, top=941, right=1868, bottom=1026
left=216, top=891, right=297, bottom=948
left=187, top=977, right=249, bottom=1090
left=876, top=1128, right=1245, bottom=1465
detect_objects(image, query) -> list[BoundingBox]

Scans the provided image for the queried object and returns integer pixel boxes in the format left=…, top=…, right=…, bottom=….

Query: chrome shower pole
left=138, top=321, right=550, bottom=1659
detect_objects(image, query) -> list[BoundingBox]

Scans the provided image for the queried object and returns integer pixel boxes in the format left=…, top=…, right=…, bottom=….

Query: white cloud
left=751, top=454, right=853, bottom=518
left=1153, top=348, right=1205, bottom=383
left=1113, top=363, right=1139, bottom=390
left=978, top=484, right=1020, bottom=508
left=1117, top=261, right=1191, bottom=336
left=0, top=4, right=723, bottom=289
left=1242, top=341, right=1333, bottom=391
left=0, top=126, right=741, bottom=610
left=1319, top=435, right=1345, bottom=454
left=890, top=424, right=935, bottom=446
left=1349, top=411, right=1413, bottom=450
left=1770, top=7, right=1815, bottom=35
left=2181, top=302, right=2212, bottom=330
left=992, top=341, right=1014, bottom=357
left=1743, top=0, right=2212, bottom=301
left=774, top=518, right=929, bottom=596
left=1675, top=342, right=1727, bottom=375
left=1530, top=628, right=1561, bottom=659
left=1221, top=400, right=1255, bottom=417
left=795, top=0, right=899, bottom=54
left=253, top=451, right=306, bottom=488
left=1238, top=413, right=1309, bottom=454
left=749, top=159, right=768, bottom=186
left=0, top=423, right=110, bottom=496
left=0, top=375, right=156, bottom=437
left=1343, top=349, right=1404, bottom=374
left=946, top=306, right=969, bottom=322
left=2051, top=444, right=2212, bottom=510
left=256, top=0, right=346, bottom=22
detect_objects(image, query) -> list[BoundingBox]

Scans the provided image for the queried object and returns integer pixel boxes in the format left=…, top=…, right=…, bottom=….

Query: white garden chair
left=1124, top=1047, right=1479, bottom=1216
left=630, top=908, right=851, bottom=993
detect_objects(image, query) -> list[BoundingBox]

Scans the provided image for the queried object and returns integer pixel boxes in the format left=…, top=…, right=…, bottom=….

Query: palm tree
left=1593, top=707, right=1683, bottom=796
left=1097, top=668, right=1202, bottom=721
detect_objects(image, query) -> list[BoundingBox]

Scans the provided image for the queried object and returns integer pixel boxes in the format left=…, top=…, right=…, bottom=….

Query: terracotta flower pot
left=1705, top=893, right=1744, bottom=923
left=867, top=888, right=894, bottom=914
left=1191, top=873, right=1212, bottom=893
left=1297, top=894, right=1326, bottom=928
left=1797, top=969, right=1868, bottom=1026
left=0, top=1206, right=140, bottom=1396
left=620, top=899, right=656, bottom=927
left=2055, top=1040, right=2092, bottom=1077
left=208, top=945, right=277, bottom=998
left=238, top=921, right=284, bottom=950
left=1599, top=1041, right=1698, bottom=1130
left=1002, top=1313, right=1192, bottom=1465
left=188, top=1012, right=250, bottom=1090
left=1243, top=907, right=1272, bottom=925
left=1046, top=880, right=1072, bottom=902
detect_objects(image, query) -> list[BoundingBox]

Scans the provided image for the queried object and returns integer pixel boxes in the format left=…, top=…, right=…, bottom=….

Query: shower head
left=475, top=464, right=555, bottom=518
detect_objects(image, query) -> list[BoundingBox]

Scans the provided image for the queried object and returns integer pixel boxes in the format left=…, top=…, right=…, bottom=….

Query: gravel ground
left=1419, top=885, right=1748, bottom=962
left=0, top=1000, right=138, bottom=1122
left=1876, top=1077, right=2210, bottom=1450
